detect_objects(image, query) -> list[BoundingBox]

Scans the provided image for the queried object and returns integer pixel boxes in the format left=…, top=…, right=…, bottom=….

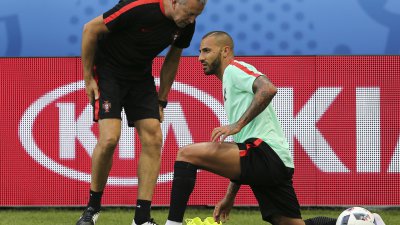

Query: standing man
left=76, top=0, right=207, bottom=225
left=164, top=31, right=338, bottom=225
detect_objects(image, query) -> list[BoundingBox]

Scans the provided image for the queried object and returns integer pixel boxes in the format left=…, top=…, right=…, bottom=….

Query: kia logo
left=19, top=79, right=228, bottom=186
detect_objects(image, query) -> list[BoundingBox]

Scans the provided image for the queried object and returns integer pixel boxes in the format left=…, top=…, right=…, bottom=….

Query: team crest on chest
left=102, top=100, right=112, bottom=113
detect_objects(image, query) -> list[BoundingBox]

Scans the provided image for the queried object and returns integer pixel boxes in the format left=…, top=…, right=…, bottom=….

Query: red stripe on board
left=104, top=0, right=160, bottom=24
left=230, top=60, right=261, bottom=77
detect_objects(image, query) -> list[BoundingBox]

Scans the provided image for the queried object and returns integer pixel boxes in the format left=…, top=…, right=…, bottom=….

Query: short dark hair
left=201, top=31, right=234, bottom=50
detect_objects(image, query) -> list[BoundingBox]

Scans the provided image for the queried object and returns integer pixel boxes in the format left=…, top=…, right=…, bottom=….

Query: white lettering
left=272, top=88, right=294, bottom=160
left=57, top=103, right=77, bottom=159
left=21, top=80, right=399, bottom=187
left=388, top=135, right=400, bottom=172
left=57, top=103, right=96, bottom=159
left=274, top=87, right=349, bottom=172
left=162, top=103, right=194, bottom=148
left=20, top=80, right=228, bottom=185
left=356, top=88, right=380, bottom=172
left=58, top=103, right=194, bottom=160
left=119, top=110, right=135, bottom=159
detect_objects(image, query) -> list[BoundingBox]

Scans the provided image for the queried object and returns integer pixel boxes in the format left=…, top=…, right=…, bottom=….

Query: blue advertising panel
left=0, top=0, right=399, bottom=56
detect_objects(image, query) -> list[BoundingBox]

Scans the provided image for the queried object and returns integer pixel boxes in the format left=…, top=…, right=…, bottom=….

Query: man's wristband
left=158, top=100, right=168, bottom=108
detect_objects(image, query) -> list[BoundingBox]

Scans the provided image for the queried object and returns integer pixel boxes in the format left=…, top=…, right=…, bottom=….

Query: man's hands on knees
left=211, top=123, right=242, bottom=143
left=158, top=106, right=164, bottom=122
left=84, top=76, right=99, bottom=105
left=158, top=99, right=167, bottom=122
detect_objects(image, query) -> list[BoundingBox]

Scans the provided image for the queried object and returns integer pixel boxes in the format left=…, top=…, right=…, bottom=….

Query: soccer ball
left=336, top=207, right=375, bottom=225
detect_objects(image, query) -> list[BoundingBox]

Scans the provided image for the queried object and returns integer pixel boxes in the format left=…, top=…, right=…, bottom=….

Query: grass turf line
left=0, top=207, right=399, bottom=225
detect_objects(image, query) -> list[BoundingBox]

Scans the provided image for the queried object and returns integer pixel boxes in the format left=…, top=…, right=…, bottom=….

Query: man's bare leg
left=134, top=118, right=163, bottom=224
left=91, top=119, right=121, bottom=192
left=76, top=119, right=121, bottom=225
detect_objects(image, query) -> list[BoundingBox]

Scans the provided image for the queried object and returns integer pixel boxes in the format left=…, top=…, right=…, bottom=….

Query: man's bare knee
left=98, top=135, right=119, bottom=153
left=176, top=145, right=195, bottom=163
left=139, top=132, right=162, bottom=159
left=138, top=123, right=163, bottom=147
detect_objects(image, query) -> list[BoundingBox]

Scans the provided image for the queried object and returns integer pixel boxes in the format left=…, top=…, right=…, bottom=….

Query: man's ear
left=222, top=46, right=230, bottom=58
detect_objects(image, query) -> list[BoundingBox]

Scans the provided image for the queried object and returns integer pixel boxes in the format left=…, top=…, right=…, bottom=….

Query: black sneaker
left=131, top=218, right=159, bottom=225
left=76, top=207, right=100, bottom=225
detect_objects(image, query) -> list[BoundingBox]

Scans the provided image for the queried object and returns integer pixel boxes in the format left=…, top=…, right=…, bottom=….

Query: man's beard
left=205, top=54, right=221, bottom=75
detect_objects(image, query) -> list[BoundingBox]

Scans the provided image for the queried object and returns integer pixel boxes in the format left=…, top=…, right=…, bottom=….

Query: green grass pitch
left=0, top=207, right=399, bottom=225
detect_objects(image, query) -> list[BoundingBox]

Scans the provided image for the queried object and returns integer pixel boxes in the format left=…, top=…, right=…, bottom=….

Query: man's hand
left=84, top=76, right=99, bottom=105
left=159, top=106, right=164, bottom=122
left=211, top=123, right=242, bottom=143
left=213, top=197, right=234, bottom=223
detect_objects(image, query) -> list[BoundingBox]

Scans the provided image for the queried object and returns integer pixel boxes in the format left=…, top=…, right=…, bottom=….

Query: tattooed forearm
left=236, top=76, right=277, bottom=129
left=225, top=181, right=241, bottom=200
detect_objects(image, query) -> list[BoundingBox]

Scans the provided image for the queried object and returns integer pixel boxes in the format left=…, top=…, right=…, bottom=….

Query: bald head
left=201, top=31, right=234, bottom=51
left=178, top=0, right=207, bottom=5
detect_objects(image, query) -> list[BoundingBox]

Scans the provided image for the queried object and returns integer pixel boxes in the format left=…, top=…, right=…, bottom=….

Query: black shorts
left=92, top=67, right=160, bottom=127
left=235, top=138, right=302, bottom=223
